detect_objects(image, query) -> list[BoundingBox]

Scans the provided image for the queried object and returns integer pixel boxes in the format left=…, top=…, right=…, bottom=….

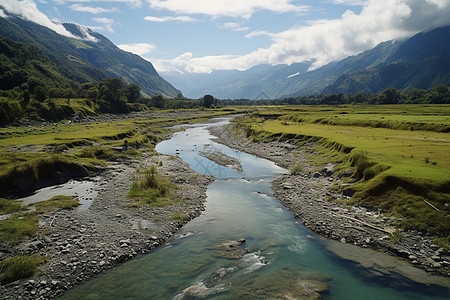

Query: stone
left=342, top=187, right=355, bottom=197
left=313, top=172, right=321, bottom=178
left=430, top=244, right=439, bottom=250
left=432, top=262, right=442, bottom=268
left=431, top=255, right=441, bottom=261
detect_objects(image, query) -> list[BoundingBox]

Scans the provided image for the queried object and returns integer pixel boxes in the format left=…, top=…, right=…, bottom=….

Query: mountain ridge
left=166, top=26, right=450, bottom=99
left=0, top=14, right=180, bottom=98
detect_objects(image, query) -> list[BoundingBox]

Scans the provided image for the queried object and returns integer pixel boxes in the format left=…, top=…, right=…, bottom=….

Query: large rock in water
left=210, top=238, right=247, bottom=259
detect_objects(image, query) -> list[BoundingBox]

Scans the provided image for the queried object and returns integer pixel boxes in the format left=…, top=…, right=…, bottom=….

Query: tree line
left=0, top=77, right=221, bottom=125
left=221, top=85, right=450, bottom=106
left=1, top=72, right=449, bottom=125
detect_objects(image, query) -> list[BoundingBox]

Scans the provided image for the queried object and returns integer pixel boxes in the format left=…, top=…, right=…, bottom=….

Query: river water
left=60, top=117, right=449, bottom=299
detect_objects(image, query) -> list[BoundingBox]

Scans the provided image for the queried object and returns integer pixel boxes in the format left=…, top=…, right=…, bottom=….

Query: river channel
left=59, top=117, right=449, bottom=299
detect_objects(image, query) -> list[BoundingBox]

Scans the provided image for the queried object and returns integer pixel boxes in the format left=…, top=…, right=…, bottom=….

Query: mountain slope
left=171, top=26, right=450, bottom=99
left=318, top=26, right=450, bottom=96
left=0, top=15, right=180, bottom=97
left=0, top=35, right=78, bottom=91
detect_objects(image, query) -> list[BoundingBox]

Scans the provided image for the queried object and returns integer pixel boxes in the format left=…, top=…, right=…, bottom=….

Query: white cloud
left=0, top=0, right=78, bottom=38
left=245, top=30, right=274, bottom=39
left=0, top=8, right=7, bottom=18
left=144, top=15, right=197, bottom=22
left=162, top=0, right=450, bottom=73
left=118, top=43, right=156, bottom=55
left=147, top=0, right=309, bottom=19
left=220, top=22, right=249, bottom=32
left=92, top=17, right=115, bottom=32
left=69, top=4, right=119, bottom=14
left=330, top=0, right=367, bottom=5
left=55, top=0, right=143, bottom=8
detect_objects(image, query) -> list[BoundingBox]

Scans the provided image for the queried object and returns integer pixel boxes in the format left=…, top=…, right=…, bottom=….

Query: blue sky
left=1, top=0, right=450, bottom=74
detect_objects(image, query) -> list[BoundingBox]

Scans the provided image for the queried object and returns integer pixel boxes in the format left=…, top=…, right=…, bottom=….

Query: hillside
left=0, top=15, right=180, bottom=98
left=0, top=35, right=79, bottom=92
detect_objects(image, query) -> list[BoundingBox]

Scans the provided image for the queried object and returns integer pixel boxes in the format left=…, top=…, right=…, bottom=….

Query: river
left=59, top=117, right=449, bottom=299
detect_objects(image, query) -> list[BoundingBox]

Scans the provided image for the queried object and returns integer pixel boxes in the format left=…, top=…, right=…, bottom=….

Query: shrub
left=0, top=198, right=21, bottom=215
left=0, top=213, right=38, bottom=244
left=128, top=165, right=176, bottom=206
left=0, top=255, right=45, bottom=284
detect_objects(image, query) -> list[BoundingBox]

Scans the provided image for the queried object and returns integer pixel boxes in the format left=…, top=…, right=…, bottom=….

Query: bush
left=128, top=165, right=175, bottom=206
left=0, top=255, right=45, bottom=284
left=0, top=99, right=23, bottom=125
left=0, top=198, right=21, bottom=215
left=0, top=213, right=38, bottom=244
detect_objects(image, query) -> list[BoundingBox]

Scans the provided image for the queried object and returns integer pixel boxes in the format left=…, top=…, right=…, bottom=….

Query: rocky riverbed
left=208, top=123, right=450, bottom=278
left=0, top=154, right=213, bottom=299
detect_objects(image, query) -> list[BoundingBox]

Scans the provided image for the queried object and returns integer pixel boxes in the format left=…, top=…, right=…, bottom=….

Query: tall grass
left=0, top=198, right=21, bottom=215
left=0, top=214, right=39, bottom=244
left=0, top=255, right=46, bottom=284
left=33, top=195, right=80, bottom=213
left=128, top=165, right=176, bottom=206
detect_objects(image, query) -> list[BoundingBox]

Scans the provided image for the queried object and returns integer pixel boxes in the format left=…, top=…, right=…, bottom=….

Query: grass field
left=0, top=109, right=239, bottom=197
left=237, top=105, right=450, bottom=237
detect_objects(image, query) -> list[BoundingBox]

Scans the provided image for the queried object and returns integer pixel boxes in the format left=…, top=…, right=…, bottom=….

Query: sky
left=1, top=0, right=450, bottom=75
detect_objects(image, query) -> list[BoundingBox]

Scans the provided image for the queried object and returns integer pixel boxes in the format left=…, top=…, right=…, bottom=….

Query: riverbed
left=58, top=117, right=450, bottom=299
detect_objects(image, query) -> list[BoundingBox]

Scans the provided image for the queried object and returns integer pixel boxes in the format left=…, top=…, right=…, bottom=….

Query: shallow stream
left=59, top=117, right=449, bottom=299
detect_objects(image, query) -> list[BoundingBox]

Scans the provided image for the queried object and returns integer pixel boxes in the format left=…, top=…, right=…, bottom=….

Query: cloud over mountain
left=156, top=0, right=450, bottom=73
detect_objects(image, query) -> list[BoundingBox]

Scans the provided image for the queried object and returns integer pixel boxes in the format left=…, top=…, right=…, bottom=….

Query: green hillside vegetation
left=235, top=105, right=450, bottom=237
left=0, top=33, right=223, bottom=124
left=0, top=16, right=179, bottom=98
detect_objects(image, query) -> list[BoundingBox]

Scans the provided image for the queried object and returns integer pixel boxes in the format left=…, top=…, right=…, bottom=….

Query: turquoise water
left=60, top=118, right=449, bottom=299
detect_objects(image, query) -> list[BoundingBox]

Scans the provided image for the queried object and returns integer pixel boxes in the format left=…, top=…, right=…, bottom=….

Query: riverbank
left=0, top=131, right=213, bottom=298
left=208, top=123, right=450, bottom=277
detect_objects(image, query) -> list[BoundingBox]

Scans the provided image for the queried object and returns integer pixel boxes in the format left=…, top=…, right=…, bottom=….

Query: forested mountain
left=0, top=14, right=180, bottom=98
left=171, top=26, right=450, bottom=99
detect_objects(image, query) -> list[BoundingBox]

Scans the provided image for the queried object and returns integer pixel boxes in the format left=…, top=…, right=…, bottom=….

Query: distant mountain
left=0, top=14, right=180, bottom=97
left=170, top=26, right=450, bottom=99
left=319, top=26, right=450, bottom=96
left=163, top=63, right=311, bottom=99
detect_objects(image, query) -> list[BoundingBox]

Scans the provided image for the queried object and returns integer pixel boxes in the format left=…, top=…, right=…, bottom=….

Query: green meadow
left=238, top=105, right=450, bottom=237
left=0, top=109, right=238, bottom=197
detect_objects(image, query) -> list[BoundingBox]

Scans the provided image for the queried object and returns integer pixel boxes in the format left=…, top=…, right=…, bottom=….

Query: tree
left=150, top=95, right=167, bottom=109
left=86, top=87, right=99, bottom=101
left=380, top=87, right=400, bottom=104
left=201, top=94, right=215, bottom=108
left=125, top=83, right=141, bottom=102
left=63, top=88, right=76, bottom=105
left=22, top=90, right=30, bottom=105
left=34, top=86, right=47, bottom=102
left=101, top=78, right=123, bottom=103
left=48, top=88, right=63, bottom=99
